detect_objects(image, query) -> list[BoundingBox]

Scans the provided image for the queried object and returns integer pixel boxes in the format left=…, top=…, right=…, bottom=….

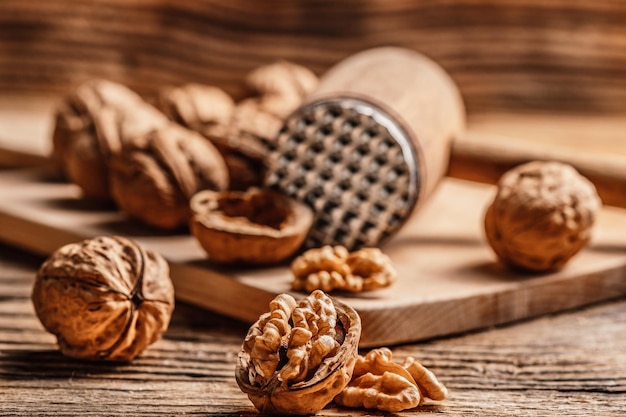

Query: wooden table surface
left=1, top=95, right=626, bottom=415
left=2, top=236, right=626, bottom=416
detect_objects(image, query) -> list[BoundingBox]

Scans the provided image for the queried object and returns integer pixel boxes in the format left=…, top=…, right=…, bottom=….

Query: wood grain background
left=1, top=0, right=626, bottom=115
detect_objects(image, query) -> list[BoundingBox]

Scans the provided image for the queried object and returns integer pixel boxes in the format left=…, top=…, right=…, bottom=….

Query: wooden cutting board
left=2, top=167, right=626, bottom=347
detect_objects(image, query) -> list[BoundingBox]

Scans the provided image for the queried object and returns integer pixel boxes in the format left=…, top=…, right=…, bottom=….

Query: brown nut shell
left=52, top=79, right=168, bottom=200
left=235, top=290, right=361, bottom=415
left=31, top=236, right=175, bottom=362
left=109, top=123, right=229, bottom=230
left=189, top=188, right=313, bottom=265
left=484, top=160, right=601, bottom=271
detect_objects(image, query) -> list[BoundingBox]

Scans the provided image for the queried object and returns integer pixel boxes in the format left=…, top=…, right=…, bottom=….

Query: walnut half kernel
left=189, top=188, right=313, bottom=265
left=291, top=245, right=398, bottom=293
left=335, top=348, right=448, bottom=412
left=235, top=290, right=361, bottom=415
left=31, top=236, right=175, bottom=362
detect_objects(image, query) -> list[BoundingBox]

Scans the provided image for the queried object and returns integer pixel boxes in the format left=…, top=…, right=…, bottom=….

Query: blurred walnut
left=245, top=60, right=319, bottom=117
left=291, top=245, right=397, bottom=293
left=109, top=123, right=229, bottom=230
left=157, top=83, right=235, bottom=133
left=189, top=187, right=313, bottom=265
left=235, top=290, right=361, bottom=415
left=484, top=161, right=601, bottom=271
left=31, top=236, right=174, bottom=362
left=335, top=348, right=448, bottom=412
left=52, top=79, right=168, bottom=200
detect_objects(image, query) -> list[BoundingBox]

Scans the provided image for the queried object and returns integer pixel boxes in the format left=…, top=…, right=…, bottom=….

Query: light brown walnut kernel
left=235, top=290, right=361, bottom=415
left=484, top=160, right=601, bottom=271
left=189, top=188, right=313, bottom=265
left=334, top=348, right=448, bottom=412
left=291, top=246, right=397, bottom=293
left=31, top=236, right=174, bottom=362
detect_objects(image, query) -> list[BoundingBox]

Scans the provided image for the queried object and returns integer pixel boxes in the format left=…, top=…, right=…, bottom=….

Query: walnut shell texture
left=157, top=83, right=265, bottom=190
left=484, top=160, right=601, bottom=271
left=52, top=79, right=168, bottom=200
left=235, top=290, right=361, bottom=415
left=189, top=188, right=313, bottom=265
left=31, top=236, right=175, bottom=362
left=109, top=123, right=229, bottom=230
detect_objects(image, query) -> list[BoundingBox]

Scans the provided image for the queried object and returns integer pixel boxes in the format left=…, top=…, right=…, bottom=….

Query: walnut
left=157, top=84, right=266, bottom=190
left=235, top=290, right=361, bottom=415
left=108, top=123, right=229, bottom=230
left=189, top=187, right=313, bottom=265
left=245, top=60, right=319, bottom=118
left=334, top=348, right=448, bottom=412
left=52, top=79, right=168, bottom=200
left=291, top=245, right=398, bottom=293
left=484, top=160, right=601, bottom=271
left=157, top=83, right=235, bottom=133
left=31, top=236, right=175, bottom=362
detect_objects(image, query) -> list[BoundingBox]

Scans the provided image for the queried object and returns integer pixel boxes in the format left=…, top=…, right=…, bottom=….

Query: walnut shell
left=52, top=79, right=168, bottom=200
left=484, top=160, right=601, bottom=271
left=31, top=236, right=174, bottom=361
left=235, top=290, right=361, bottom=415
left=189, top=188, right=313, bottom=265
left=157, top=83, right=265, bottom=190
left=245, top=60, right=319, bottom=118
left=109, top=123, right=229, bottom=230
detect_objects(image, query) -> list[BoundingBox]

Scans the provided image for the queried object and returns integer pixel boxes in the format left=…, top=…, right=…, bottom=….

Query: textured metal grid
left=265, top=98, right=420, bottom=250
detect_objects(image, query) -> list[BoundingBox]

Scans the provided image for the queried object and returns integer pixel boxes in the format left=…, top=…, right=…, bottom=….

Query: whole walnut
left=52, top=79, right=168, bottom=200
left=108, top=123, right=229, bottom=230
left=484, top=161, right=601, bottom=271
left=31, top=236, right=175, bottom=362
left=157, top=83, right=264, bottom=190
left=245, top=60, right=319, bottom=118
left=235, top=290, right=361, bottom=415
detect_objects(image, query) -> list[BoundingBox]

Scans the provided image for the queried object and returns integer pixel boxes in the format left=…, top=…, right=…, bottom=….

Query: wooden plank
left=2, top=167, right=626, bottom=347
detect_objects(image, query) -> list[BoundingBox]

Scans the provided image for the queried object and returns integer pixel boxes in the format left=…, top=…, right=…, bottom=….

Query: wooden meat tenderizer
left=265, top=47, right=465, bottom=250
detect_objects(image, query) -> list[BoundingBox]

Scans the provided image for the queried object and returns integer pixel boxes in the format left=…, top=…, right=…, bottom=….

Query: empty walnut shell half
left=235, top=290, right=361, bottom=415
left=189, top=188, right=313, bottom=265
left=31, top=236, right=175, bottom=361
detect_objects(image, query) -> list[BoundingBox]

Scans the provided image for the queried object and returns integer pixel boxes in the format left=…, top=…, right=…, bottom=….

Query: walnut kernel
left=31, top=236, right=175, bottom=362
left=334, top=348, right=448, bottom=412
left=484, top=161, right=601, bottom=271
left=189, top=188, right=313, bottom=265
left=235, top=290, right=361, bottom=415
left=291, top=245, right=397, bottom=293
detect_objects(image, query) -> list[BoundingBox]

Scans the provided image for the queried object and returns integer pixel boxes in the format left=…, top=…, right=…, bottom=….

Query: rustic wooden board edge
left=3, top=168, right=626, bottom=347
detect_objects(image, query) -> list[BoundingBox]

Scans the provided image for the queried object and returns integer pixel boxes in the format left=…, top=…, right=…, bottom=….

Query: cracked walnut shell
left=484, top=161, right=601, bottom=271
left=291, top=245, right=398, bottom=293
left=31, top=236, right=175, bottom=362
left=235, top=290, right=361, bottom=415
left=189, top=188, right=313, bottom=265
